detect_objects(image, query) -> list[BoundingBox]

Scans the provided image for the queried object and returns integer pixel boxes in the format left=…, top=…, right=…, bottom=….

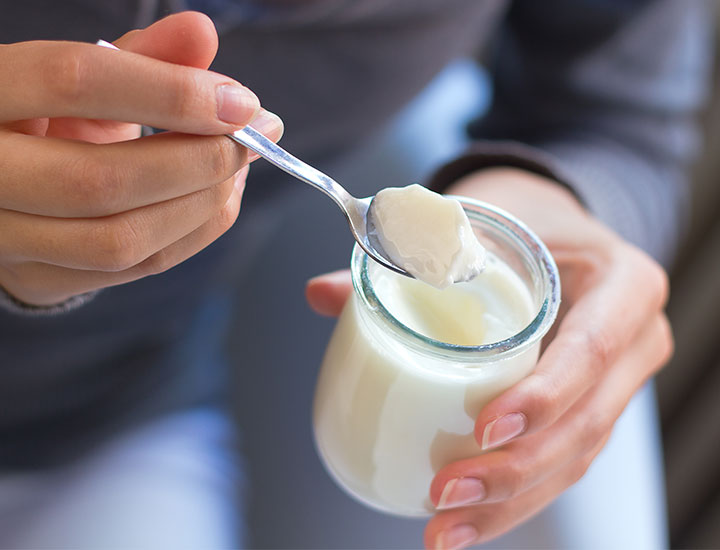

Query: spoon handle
left=232, top=128, right=397, bottom=273
left=229, top=127, right=352, bottom=209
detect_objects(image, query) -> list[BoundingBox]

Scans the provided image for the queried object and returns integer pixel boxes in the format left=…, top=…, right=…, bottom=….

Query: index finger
left=0, top=41, right=260, bottom=133
left=473, top=247, right=669, bottom=449
left=0, top=109, right=287, bottom=218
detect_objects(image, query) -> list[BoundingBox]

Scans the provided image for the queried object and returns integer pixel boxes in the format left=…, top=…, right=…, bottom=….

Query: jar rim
left=351, top=197, right=561, bottom=362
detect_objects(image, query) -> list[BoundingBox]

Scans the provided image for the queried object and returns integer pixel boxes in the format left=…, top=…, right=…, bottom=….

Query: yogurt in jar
left=312, top=198, right=561, bottom=516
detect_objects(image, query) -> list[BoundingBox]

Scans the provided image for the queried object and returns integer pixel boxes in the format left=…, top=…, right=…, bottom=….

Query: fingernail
left=481, top=413, right=527, bottom=450
left=437, top=478, right=486, bottom=510
left=250, top=110, right=284, bottom=137
left=435, top=523, right=478, bottom=550
left=217, top=85, right=260, bottom=125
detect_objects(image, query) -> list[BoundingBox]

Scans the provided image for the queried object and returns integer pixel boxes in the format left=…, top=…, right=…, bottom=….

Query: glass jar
left=312, top=197, right=561, bottom=517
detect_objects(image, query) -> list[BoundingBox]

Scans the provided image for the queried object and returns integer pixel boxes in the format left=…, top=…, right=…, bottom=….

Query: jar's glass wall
left=314, top=198, right=560, bottom=516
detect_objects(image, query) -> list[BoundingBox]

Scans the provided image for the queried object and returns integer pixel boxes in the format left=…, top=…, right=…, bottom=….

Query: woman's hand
left=306, top=168, right=673, bottom=549
left=0, top=12, right=283, bottom=307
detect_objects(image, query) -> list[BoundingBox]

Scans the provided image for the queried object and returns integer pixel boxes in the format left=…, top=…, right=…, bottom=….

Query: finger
left=474, top=248, right=669, bottom=450
left=0, top=170, right=241, bottom=271
left=425, top=437, right=610, bottom=550
left=0, top=171, right=246, bottom=306
left=42, top=12, right=220, bottom=144
left=0, top=110, right=282, bottom=217
left=0, top=40, right=260, bottom=132
left=114, top=11, right=219, bottom=69
left=0, top=131, right=242, bottom=217
left=305, top=269, right=353, bottom=316
left=429, top=314, right=672, bottom=512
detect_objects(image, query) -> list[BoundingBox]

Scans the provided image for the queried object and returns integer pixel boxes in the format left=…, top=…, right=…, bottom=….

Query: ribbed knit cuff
left=427, top=140, right=584, bottom=205
left=0, top=286, right=99, bottom=316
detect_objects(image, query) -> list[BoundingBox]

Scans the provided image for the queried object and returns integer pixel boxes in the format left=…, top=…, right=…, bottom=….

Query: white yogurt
left=369, top=184, right=486, bottom=289
left=372, top=255, right=534, bottom=346
left=314, top=255, right=539, bottom=515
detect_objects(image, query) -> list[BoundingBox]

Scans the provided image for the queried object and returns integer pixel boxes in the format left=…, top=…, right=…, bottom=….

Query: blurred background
left=656, top=3, right=720, bottom=546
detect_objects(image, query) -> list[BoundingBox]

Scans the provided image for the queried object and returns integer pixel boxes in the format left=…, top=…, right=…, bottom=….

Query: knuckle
left=653, top=268, right=670, bottom=309
left=216, top=193, right=241, bottom=231
left=572, top=328, right=613, bottom=376
left=641, top=256, right=670, bottom=309
left=208, top=178, right=235, bottom=210
left=588, top=330, right=612, bottom=370
left=624, top=245, right=670, bottom=310
left=655, top=314, right=675, bottom=369
left=568, top=453, right=594, bottom=485
left=45, top=46, right=91, bottom=105
left=577, top=413, right=611, bottom=455
left=140, top=248, right=174, bottom=276
left=524, top=374, right=561, bottom=425
left=66, top=156, right=123, bottom=214
left=207, top=137, right=243, bottom=182
left=502, top=459, right=531, bottom=498
left=165, top=72, right=203, bottom=122
left=87, top=219, right=141, bottom=272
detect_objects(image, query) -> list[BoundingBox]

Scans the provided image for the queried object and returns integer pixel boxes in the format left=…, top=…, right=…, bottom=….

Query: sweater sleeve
left=429, top=0, right=713, bottom=267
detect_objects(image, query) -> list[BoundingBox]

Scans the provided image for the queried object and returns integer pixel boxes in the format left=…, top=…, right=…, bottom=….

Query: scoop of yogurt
left=368, top=184, right=486, bottom=289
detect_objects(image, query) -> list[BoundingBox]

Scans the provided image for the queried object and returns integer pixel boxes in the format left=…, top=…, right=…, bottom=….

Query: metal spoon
left=96, top=39, right=408, bottom=276
left=228, top=127, right=409, bottom=277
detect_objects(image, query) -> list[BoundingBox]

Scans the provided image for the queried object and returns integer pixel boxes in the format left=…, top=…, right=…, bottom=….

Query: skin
left=306, top=168, right=673, bottom=550
left=0, top=12, right=283, bottom=306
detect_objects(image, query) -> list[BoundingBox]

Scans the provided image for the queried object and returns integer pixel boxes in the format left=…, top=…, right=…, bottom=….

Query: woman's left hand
left=306, top=168, right=673, bottom=550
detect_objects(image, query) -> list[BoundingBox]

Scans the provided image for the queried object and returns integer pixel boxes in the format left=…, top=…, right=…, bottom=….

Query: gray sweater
left=0, top=0, right=711, bottom=467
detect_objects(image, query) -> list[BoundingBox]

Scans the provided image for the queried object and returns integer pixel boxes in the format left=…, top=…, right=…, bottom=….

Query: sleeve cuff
left=427, top=140, right=584, bottom=204
left=0, top=286, right=99, bottom=316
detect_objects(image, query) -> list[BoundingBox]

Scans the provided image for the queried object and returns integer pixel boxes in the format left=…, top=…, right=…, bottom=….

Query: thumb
left=305, top=270, right=353, bottom=317
left=113, top=11, right=219, bottom=69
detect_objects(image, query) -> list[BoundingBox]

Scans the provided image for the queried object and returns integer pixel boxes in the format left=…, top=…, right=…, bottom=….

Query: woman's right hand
left=0, top=12, right=283, bottom=307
